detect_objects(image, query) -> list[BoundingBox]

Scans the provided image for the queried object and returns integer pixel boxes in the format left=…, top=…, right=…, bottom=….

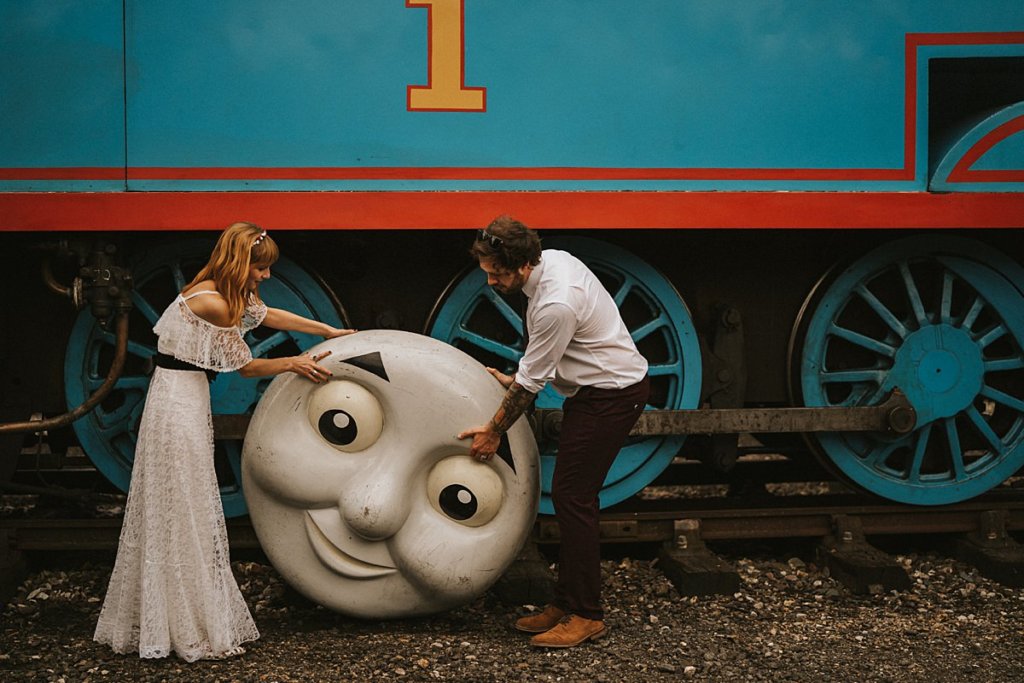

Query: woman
left=94, top=222, right=353, bottom=661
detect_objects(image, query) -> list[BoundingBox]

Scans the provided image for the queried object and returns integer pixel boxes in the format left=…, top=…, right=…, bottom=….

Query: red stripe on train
left=1, top=192, right=1021, bottom=231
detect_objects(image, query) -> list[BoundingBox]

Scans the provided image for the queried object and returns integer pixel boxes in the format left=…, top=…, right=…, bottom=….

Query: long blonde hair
left=184, top=222, right=279, bottom=325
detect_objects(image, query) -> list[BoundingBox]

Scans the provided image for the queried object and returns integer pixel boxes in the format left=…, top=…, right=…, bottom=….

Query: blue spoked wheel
left=795, top=236, right=1024, bottom=505
left=426, top=237, right=701, bottom=514
left=65, top=239, right=346, bottom=518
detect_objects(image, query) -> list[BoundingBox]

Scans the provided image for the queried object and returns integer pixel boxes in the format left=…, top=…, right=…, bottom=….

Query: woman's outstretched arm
left=262, top=307, right=355, bottom=338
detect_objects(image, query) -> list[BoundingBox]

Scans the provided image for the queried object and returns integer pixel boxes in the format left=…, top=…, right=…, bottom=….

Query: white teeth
left=304, top=509, right=397, bottom=579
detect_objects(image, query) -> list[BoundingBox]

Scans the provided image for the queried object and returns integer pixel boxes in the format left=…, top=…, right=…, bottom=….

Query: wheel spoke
left=855, top=285, right=907, bottom=340
left=648, top=361, right=682, bottom=377
left=940, top=271, right=954, bottom=325
left=87, top=375, right=150, bottom=392
left=820, top=369, right=885, bottom=385
left=965, top=405, right=1006, bottom=456
left=907, top=423, right=932, bottom=483
left=835, top=385, right=873, bottom=408
left=96, top=393, right=145, bottom=430
left=864, top=384, right=890, bottom=405
left=611, top=276, right=640, bottom=307
left=131, top=291, right=162, bottom=326
left=481, top=288, right=524, bottom=334
left=454, top=329, right=520, bottom=362
left=171, top=263, right=188, bottom=292
left=943, top=417, right=967, bottom=481
left=980, top=385, right=1024, bottom=415
left=898, top=262, right=928, bottom=326
left=630, top=314, right=670, bottom=344
left=862, top=441, right=898, bottom=469
left=960, top=295, right=984, bottom=332
left=984, top=357, right=1024, bottom=373
left=98, top=331, right=156, bottom=360
left=94, top=420, right=130, bottom=440
left=828, top=323, right=897, bottom=358
left=249, top=330, right=291, bottom=358
left=976, top=323, right=1007, bottom=350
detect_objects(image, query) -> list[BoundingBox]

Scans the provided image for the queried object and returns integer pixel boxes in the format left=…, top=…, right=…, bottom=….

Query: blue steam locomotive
left=2, top=0, right=1023, bottom=518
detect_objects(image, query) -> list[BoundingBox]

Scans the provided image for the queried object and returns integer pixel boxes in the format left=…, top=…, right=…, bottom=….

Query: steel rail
left=4, top=492, right=1023, bottom=551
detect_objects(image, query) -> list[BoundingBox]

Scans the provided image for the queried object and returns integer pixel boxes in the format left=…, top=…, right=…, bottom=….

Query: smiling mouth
left=304, top=509, right=397, bottom=579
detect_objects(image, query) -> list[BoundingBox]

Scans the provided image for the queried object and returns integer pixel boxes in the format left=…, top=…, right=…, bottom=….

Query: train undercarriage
left=3, top=227, right=1024, bottom=516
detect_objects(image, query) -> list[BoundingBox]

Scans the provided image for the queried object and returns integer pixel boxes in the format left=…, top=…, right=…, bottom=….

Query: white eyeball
left=307, top=380, right=384, bottom=452
left=426, top=456, right=504, bottom=527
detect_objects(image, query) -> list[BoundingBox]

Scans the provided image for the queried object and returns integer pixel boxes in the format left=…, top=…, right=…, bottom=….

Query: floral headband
left=252, top=230, right=268, bottom=247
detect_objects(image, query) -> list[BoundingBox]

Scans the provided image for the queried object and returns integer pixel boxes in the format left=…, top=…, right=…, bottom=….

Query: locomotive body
left=3, top=1, right=1024, bottom=514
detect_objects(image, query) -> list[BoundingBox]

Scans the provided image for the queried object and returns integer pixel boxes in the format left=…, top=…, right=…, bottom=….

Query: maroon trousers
left=551, top=375, right=650, bottom=621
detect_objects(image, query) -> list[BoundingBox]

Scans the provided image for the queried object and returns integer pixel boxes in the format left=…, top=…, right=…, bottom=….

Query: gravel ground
left=3, top=540, right=1024, bottom=683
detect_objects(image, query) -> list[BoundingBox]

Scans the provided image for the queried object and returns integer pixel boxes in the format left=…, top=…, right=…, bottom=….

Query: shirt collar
left=522, top=256, right=543, bottom=299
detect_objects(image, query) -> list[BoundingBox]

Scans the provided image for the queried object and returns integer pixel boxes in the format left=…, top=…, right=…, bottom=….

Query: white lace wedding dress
left=94, top=290, right=265, bottom=661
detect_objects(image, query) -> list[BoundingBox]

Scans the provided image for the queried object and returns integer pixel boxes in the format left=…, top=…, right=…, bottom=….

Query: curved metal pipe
left=0, top=313, right=129, bottom=435
left=41, top=256, right=72, bottom=299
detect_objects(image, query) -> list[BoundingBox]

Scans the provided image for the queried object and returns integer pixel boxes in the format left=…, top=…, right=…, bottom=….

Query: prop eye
left=426, top=456, right=504, bottom=527
left=307, top=380, right=384, bottom=452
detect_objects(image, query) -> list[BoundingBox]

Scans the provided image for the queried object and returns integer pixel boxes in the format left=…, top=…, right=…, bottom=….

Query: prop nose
left=338, top=474, right=412, bottom=541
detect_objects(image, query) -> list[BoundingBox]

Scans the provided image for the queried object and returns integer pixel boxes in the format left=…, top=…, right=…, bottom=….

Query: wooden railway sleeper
left=953, top=510, right=1024, bottom=588
left=655, top=519, right=740, bottom=596
left=817, top=515, right=911, bottom=595
left=0, top=527, right=28, bottom=607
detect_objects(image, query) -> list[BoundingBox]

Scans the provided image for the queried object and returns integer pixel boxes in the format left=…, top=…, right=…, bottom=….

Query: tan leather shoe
left=530, top=615, right=607, bottom=648
left=514, top=604, right=567, bottom=633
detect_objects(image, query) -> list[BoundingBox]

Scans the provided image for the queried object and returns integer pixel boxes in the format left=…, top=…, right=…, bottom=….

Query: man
left=458, top=215, right=650, bottom=648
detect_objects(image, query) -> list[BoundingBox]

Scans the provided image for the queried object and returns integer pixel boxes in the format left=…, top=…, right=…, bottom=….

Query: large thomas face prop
left=241, top=330, right=539, bottom=618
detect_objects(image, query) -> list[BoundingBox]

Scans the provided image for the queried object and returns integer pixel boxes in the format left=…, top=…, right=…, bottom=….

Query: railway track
left=5, top=479, right=1024, bottom=600
left=5, top=489, right=1022, bottom=549
left=6, top=422, right=1024, bottom=604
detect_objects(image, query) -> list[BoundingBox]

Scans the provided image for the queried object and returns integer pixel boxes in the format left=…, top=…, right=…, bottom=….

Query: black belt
left=153, top=352, right=217, bottom=382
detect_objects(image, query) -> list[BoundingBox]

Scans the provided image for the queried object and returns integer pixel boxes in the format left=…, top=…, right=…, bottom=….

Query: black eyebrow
left=339, top=352, right=390, bottom=382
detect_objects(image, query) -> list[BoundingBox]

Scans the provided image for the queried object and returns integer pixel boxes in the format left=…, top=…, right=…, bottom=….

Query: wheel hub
left=887, top=324, right=983, bottom=424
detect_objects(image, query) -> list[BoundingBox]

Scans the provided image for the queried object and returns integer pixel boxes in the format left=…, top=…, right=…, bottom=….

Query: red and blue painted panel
left=1, top=0, right=1022, bottom=228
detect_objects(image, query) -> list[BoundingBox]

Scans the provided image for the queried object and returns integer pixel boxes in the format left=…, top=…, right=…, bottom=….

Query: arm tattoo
left=488, top=382, right=535, bottom=434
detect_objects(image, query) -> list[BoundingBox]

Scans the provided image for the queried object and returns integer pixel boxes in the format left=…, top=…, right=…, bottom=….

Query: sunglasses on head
left=476, top=229, right=504, bottom=248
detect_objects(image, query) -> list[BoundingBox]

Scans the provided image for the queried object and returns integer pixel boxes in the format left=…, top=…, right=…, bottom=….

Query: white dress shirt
left=514, top=249, right=648, bottom=397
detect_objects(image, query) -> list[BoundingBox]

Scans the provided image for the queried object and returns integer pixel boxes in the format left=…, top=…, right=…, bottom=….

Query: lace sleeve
left=155, top=300, right=255, bottom=372
left=241, top=299, right=268, bottom=334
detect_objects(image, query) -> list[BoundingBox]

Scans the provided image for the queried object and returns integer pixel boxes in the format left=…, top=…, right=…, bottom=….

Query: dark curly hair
left=469, top=215, right=542, bottom=271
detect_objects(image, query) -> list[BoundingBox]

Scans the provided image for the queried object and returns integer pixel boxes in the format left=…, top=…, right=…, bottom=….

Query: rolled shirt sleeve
left=514, top=301, right=577, bottom=394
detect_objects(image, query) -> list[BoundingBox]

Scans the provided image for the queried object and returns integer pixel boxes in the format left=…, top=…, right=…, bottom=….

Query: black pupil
left=318, top=410, right=357, bottom=445
left=439, top=484, right=477, bottom=521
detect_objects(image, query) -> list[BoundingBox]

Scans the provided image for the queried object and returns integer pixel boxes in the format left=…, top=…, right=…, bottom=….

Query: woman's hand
left=323, top=327, right=357, bottom=339
left=292, top=350, right=333, bottom=383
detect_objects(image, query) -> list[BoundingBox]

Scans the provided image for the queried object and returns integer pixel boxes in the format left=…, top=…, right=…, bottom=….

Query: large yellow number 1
left=407, top=0, right=486, bottom=112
